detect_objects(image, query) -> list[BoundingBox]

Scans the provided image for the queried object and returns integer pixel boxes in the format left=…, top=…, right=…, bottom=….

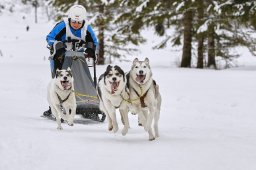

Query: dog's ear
left=66, top=67, right=72, bottom=77
left=105, top=65, right=112, bottom=75
left=144, top=58, right=149, bottom=64
left=104, top=65, right=112, bottom=85
left=55, top=69, right=60, bottom=78
left=107, top=65, right=112, bottom=70
left=114, top=65, right=125, bottom=81
left=133, top=58, right=139, bottom=65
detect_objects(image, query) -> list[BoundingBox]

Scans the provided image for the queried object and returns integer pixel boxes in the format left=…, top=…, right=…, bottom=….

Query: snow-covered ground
left=1, top=9, right=256, bottom=170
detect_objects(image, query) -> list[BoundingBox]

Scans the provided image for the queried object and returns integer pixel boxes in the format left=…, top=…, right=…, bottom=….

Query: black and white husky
left=97, top=65, right=130, bottom=135
left=127, top=58, right=162, bottom=141
left=47, top=67, right=76, bottom=130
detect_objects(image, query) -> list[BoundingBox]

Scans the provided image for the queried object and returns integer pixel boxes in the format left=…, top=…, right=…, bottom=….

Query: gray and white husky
left=127, top=58, right=162, bottom=141
left=97, top=65, right=130, bottom=135
left=47, top=67, right=76, bottom=130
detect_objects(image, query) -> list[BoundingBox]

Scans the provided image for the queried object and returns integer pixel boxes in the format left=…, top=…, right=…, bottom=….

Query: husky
left=47, top=67, right=76, bottom=130
left=97, top=65, right=130, bottom=135
left=127, top=58, right=162, bottom=141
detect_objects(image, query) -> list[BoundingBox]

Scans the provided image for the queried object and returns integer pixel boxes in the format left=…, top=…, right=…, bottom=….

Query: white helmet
left=68, top=5, right=86, bottom=22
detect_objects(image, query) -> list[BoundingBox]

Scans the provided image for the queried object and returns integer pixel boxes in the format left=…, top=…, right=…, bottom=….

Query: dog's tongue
left=61, top=81, right=70, bottom=89
left=136, top=75, right=145, bottom=83
left=111, top=82, right=118, bottom=94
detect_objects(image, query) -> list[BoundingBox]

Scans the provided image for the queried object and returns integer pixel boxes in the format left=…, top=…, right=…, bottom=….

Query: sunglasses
left=70, top=19, right=83, bottom=24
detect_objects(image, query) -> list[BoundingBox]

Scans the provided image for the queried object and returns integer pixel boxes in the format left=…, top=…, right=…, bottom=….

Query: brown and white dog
left=127, top=58, right=162, bottom=141
left=97, top=65, right=130, bottom=135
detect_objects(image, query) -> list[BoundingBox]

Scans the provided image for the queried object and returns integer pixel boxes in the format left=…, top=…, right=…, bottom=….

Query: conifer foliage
left=22, top=0, right=256, bottom=67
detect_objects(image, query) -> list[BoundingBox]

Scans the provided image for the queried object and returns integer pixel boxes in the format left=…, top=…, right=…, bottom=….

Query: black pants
left=51, top=48, right=66, bottom=78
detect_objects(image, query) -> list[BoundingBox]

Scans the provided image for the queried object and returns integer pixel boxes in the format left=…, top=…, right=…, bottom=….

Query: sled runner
left=44, top=39, right=106, bottom=122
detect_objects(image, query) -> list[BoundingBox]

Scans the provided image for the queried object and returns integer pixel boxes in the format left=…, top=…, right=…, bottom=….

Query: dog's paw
left=57, top=126, right=63, bottom=130
left=121, top=128, right=128, bottom=136
left=113, top=126, right=119, bottom=133
left=68, top=123, right=74, bottom=126
left=108, top=125, right=113, bottom=131
left=149, top=137, right=155, bottom=141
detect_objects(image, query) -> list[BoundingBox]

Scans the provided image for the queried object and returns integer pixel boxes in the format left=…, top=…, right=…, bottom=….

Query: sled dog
left=127, top=58, right=161, bottom=141
left=47, top=67, right=76, bottom=130
left=97, top=65, right=130, bottom=135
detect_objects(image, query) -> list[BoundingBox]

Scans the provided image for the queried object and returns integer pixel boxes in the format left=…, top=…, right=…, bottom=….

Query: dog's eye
left=107, top=74, right=113, bottom=77
left=135, top=66, right=138, bottom=68
left=60, top=74, right=63, bottom=77
left=116, top=73, right=120, bottom=76
left=143, top=66, right=147, bottom=68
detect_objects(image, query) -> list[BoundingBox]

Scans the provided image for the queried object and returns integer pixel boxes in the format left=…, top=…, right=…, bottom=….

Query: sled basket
left=60, top=50, right=105, bottom=122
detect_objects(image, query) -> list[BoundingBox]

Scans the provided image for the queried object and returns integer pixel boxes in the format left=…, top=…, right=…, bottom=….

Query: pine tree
left=196, top=0, right=205, bottom=68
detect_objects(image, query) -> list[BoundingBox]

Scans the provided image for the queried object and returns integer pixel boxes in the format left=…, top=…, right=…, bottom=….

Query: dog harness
left=56, top=92, right=72, bottom=110
left=126, top=72, right=157, bottom=108
left=133, top=88, right=149, bottom=108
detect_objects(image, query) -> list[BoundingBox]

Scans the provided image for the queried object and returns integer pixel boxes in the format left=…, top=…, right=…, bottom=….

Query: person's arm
left=46, top=21, right=66, bottom=46
left=86, top=25, right=98, bottom=47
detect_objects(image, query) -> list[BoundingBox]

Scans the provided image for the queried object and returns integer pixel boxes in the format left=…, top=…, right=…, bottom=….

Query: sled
left=45, top=40, right=106, bottom=122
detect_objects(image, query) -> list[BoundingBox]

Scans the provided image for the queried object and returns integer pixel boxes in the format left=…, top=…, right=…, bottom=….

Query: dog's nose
left=64, top=76, right=67, bottom=80
left=112, top=77, right=117, bottom=81
left=139, top=70, right=144, bottom=75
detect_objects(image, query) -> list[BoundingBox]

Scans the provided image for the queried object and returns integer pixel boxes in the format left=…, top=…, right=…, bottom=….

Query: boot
left=43, top=106, right=52, bottom=117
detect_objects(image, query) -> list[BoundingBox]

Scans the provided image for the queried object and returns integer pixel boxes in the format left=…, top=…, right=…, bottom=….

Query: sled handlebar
left=65, top=37, right=95, bottom=51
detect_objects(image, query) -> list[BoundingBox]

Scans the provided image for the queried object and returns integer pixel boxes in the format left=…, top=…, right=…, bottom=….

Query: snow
left=1, top=8, right=256, bottom=170
left=101, top=0, right=115, bottom=5
left=176, top=2, right=185, bottom=12
left=136, top=0, right=149, bottom=13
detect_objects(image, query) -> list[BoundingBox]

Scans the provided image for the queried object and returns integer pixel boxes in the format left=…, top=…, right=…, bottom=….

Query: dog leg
left=106, top=113, right=113, bottom=131
left=56, top=117, right=63, bottom=130
left=66, top=107, right=75, bottom=126
left=148, top=128, right=155, bottom=141
left=100, top=102, right=113, bottom=131
left=56, top=114, right=63, bottom=130
left=138, top=110, right=147, bottom=126
left=154, top=109, right=160, bottom=138
left=109, top=110, right=119, bottom=133
left=145, top=107, right=154, bottom=132
left=137, top=111, right=146, bottom=130
left=154, top=97, right=161, bottom=138
left=52, top=107, right=63, bottom=130
left=120, top=107, right=129, bottom=136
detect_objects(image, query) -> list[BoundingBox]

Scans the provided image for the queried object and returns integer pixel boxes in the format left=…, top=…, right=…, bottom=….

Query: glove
left=50, top=41, right=66, bottom=56
left=85, top=48, right=95, bottom=58
left=54, top=41, right=66, bottom=51
left=50, top=41, right=66, bottom=61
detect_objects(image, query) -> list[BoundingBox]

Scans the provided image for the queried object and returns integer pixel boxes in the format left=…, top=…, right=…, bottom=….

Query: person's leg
left=51, top=41, right=66, bottom=77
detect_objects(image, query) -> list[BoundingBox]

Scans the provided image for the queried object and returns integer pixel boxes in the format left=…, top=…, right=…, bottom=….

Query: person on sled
left=43, top=4, right=98, bottom=117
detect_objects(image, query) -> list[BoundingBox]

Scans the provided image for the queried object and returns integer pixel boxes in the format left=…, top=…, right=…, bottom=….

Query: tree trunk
left=181, top=8, right=193, bottom=68
left=207, top=24, right=216, bottom=69
left=197, top=0, right=204, bottom=68
left=35, top=4, right=37, bottom=23
left=97, top=5, right=105, bottom=65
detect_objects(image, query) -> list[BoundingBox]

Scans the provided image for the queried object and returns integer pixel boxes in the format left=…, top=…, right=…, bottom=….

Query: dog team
left=47, top=58, right=162, bottom=141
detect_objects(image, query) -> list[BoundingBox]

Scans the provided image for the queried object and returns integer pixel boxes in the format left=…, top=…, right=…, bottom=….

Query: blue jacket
left=46, top=20, right=98, bottom=47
